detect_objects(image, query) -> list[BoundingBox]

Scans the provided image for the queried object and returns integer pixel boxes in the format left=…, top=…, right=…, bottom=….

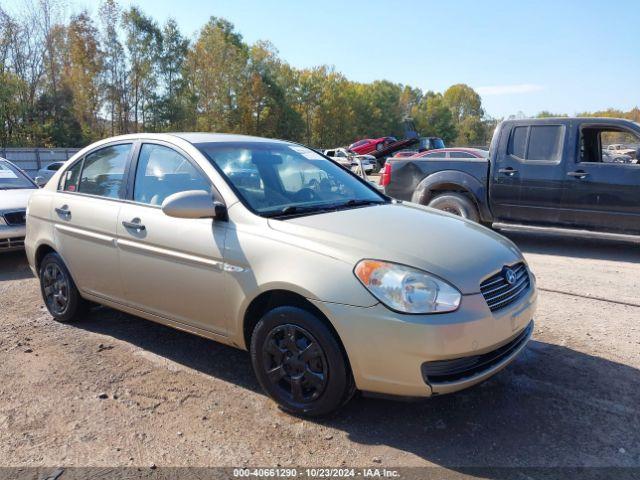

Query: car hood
left=268, top=202, right=524, bottom=294
left=0, top=188, right=35, bottom=211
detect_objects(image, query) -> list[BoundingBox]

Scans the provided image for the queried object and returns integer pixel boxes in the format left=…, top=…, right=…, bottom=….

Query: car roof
left=168, top=132, right=290, bottom=144
left=419, top=147, right=487, bottom=156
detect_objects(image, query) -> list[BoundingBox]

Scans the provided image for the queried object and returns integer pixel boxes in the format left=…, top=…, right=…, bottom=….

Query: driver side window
left=133, top=144, right=211, bottom=206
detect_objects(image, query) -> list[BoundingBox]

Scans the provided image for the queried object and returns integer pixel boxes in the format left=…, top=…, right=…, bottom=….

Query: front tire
left=39, top=252, right=90, bottom=323
left=428, top=192, right=480, bottom=222
left=250, top=306, right=354, bottom=416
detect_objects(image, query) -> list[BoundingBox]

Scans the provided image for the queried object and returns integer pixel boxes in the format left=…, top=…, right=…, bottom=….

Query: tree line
left=1, top=1, right=638, bottom=150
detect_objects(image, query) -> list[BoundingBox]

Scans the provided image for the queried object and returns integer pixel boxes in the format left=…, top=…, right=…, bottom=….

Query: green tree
left=122, top=6, right=161, bottom=131
left=157, top=18, right=189, bottom=129
left=411, top=92, right=457, bottom=145
left=63, top=11, right=104, bottom=142
left=443, top=84, right=483, bottom=124
left=184, top=17, right=248, bottom=132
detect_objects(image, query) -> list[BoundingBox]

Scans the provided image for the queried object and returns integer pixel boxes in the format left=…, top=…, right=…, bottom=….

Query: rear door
left=491, top=123, right=568, bottom=224
left=53, top=142, right=133, bottom=302
left=560, top=123, right=640, bottom=233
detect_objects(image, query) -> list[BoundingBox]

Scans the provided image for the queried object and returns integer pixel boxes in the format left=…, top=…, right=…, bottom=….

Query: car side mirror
left=34, top=176, right=47, bottom=187
left=161, top=190, right=227, bottom=221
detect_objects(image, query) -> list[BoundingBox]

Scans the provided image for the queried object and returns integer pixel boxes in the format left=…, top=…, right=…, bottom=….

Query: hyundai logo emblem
left=503, top=268, right=517, bottom=285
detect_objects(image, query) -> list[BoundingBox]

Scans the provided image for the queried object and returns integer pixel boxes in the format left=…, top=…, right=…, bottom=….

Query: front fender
left=411, top=170, right=492, bottom=222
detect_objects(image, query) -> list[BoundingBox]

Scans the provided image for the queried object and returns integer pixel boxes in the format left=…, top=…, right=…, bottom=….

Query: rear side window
left=508, top=127, right=528, bottom=158
left=62, top=161, right=83, bottom=192
left=422, top=151, right=447, bottom=158
left=527, top=125, right=564, bottom=161
left=449, top=151, right=475, bottom=158
left=133, top=144, right=211, bottom=206
left=78, top=144, right=131, bottom=199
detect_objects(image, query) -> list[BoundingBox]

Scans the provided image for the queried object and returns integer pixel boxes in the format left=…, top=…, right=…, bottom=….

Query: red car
left=409, top=147, right=488, bottom=159
left=348, top=136, right=397, bottom=155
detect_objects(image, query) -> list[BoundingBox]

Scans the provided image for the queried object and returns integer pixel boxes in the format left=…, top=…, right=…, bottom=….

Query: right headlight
left=354, top=259, right=461, bottom=314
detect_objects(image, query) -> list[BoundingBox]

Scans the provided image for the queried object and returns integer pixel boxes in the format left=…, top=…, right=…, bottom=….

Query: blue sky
left=72, top=0, right=638, bottom=118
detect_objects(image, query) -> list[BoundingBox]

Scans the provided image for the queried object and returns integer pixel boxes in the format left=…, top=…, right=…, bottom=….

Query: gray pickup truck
left=382, top=117, right=640, bottom=237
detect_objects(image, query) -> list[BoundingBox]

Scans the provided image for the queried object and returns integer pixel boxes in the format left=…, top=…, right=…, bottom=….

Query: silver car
left=25, top=134, right=536, bottom=416
left=0, top=158, right=38, bottom=251
left=35, top=161, right=66, bottom=185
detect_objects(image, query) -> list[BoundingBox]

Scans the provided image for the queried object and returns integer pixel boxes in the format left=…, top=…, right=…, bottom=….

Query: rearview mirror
left=161, top=190, right=227, bottom=221
left=34, top=176, right=47, bottom=188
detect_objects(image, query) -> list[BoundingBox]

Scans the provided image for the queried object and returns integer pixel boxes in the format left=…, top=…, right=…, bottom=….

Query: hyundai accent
left=25, top=133, right=536, bottom=416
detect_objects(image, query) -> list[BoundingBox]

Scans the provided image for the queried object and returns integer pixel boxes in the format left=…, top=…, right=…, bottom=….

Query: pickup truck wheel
left=428, top=193, right=479, bottom=222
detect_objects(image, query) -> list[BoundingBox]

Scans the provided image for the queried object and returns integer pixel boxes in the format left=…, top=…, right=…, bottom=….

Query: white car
left=323, top=148, right=374, bottom=173
left=0, top=158, right=38, bottom=251
left=606, top=144, right=637, bottom=158
left=35, top=161, right=66, bottom=185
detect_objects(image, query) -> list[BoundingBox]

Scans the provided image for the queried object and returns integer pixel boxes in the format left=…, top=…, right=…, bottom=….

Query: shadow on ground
left=75, top=305, right=640, bottom=470
left=0, top=251, right=33, bottom=281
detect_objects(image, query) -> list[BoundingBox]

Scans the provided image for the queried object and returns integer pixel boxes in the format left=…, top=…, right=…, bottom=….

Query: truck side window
left=580, top=127, right=640, bottom=165
left=508, top=127, right=527, bottom=158
left=527, top=126, right=564, bottom=162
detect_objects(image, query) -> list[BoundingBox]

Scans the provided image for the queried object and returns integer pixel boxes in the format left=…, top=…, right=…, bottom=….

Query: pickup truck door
left=491, top=123, right=568, bottom=224
left=560, top=123, right=640, bottom=233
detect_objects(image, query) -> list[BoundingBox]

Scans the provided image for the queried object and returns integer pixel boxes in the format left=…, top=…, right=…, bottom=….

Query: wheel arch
left=34, top=242, right=58, bottom=273
left=411, top=170, right=492, bottom=222
left=241, top=289, right=353, bottom=375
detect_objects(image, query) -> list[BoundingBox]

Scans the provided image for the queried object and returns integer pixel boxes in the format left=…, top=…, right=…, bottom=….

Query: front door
left=53, top=142, right=133, bottom=302
left=116, top=142, right=230, bottom=335
left=560, top=124, right=640, bottom=233
left=491, top=123, right=568, bottom=225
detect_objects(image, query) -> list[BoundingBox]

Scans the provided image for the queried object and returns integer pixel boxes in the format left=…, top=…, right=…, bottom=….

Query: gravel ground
left=0, top=232, right=639, bottom=474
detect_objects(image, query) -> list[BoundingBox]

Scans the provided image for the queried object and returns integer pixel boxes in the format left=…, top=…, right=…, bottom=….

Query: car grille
left=421, top=321, right=532, bottom=384
left=3, top=210, right=27, bottom=226
left=480, top=262, right=530, bottom=312
left=0, top=236, right=25, bottom=249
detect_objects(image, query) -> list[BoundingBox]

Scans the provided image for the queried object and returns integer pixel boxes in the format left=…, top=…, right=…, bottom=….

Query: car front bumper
left=0, top=225, right=26, bottom=251
left=310, top=279, right=537, bottom=397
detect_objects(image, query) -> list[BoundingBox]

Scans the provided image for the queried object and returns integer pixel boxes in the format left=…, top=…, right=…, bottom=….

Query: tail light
left=379, top=162, right=392, bottom=187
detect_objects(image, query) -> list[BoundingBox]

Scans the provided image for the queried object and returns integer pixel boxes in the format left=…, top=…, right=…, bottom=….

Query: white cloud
left=476, top=84, right=544, bottom=96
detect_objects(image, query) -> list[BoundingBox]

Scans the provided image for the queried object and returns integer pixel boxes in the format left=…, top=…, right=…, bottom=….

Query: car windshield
left=431, top=138, right=445, bottom=149
left=197, top=141, right=387, bottom=218
left=0, top=161, right=36, bottom=190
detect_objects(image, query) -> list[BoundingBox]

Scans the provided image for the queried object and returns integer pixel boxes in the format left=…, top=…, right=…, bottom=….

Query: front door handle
left=498, top=167, right=518, bottom=176
left=122, top=219, right=146, bottom=231
left=54, top=206, right=71, bottom=218
left=567, top=171, right=589, bottom=179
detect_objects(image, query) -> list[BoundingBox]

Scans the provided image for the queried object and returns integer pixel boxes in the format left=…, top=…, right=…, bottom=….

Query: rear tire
left=428, top=192, right=480, bottom=222
left=250, top=306, right=354, bottom=417
left=39, top=252, right=90, bottom=323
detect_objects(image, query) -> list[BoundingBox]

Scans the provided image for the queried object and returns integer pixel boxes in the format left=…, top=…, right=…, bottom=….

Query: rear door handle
left=54, top=206, right=71, bottom=218
left=498, top=167, right=518, bottom=176
left=567, top=171, right=589, bottom=179
left=122, top=219, right=146, bottom=231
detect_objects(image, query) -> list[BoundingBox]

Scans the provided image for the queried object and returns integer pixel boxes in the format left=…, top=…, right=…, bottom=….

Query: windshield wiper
left=264, top=204, right=334, bottom=218
left=265, top=199, right=386, bottom=219
left=340, top=199, right=386, bottom=208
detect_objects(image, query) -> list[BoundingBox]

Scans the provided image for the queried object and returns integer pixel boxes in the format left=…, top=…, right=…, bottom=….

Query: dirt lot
left=0, top=231, right=639, bottom=474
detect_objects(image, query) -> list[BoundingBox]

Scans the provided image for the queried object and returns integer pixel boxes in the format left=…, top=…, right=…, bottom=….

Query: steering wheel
left=292, top=187, right=318, bottom=202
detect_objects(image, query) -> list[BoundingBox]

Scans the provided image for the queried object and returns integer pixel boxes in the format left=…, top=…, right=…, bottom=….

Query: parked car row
left=322, top=148, right=375, bottom=173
